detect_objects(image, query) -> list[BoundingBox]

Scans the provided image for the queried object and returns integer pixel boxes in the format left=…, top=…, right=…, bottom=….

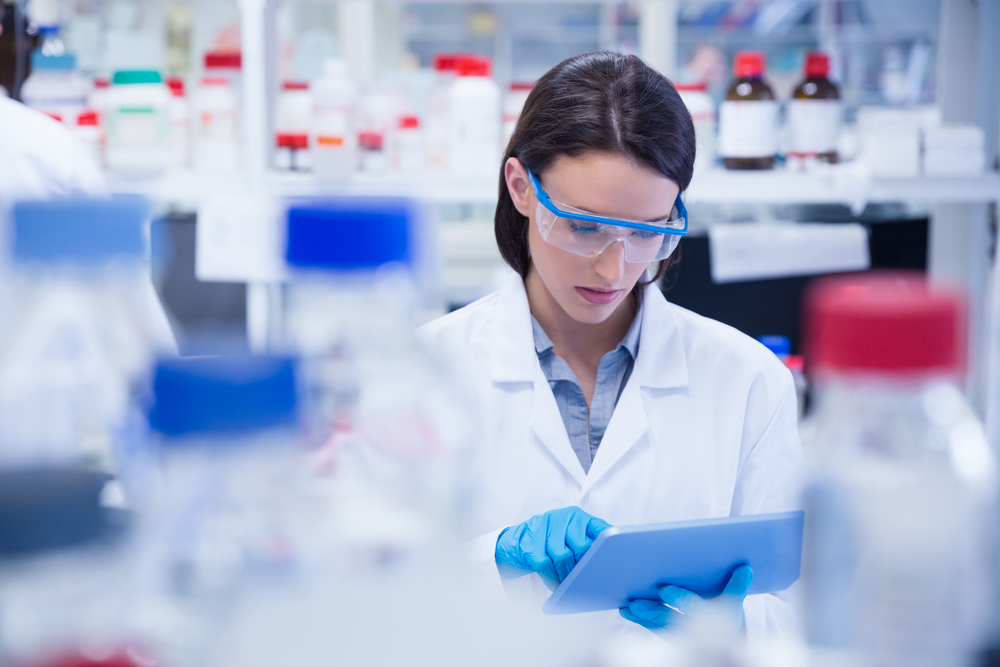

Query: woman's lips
left=575, top=286, right=622, bottom=305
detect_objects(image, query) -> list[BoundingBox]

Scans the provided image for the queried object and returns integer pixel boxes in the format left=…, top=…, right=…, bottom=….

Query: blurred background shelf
left=109, top=168, right=1000, bottom=209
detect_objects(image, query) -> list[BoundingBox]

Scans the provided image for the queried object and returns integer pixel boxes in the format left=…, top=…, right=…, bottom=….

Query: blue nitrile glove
left=495, top=506, right=612, bottom=590
left=619, top=564, right=753, bottom=636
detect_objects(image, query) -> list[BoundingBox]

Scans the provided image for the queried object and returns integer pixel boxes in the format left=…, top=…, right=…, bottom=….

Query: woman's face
left=508, top=152, right=681, bottom=325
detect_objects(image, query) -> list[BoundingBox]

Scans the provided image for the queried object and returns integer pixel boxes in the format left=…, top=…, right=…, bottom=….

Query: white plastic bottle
left=425, top=53, right=461, bottom=171
left=105, top=70, right=171, bottom=176
left=21, top=50, right=88, bottom=125
left=393, top=114, right=424, bottom=171
left=192, top=76, right=239, bottom=173
left=502, top=81, right=533, bottom=148
left=675, top=81, right=716, bottom=173
left=203, top=51, right=242, bottom=96
left=74, top=109, right=103, bottom=167
left=449, top=55, right=500, bottom=177
left=310, top=57, right=357, bottom=181
left=801, top=273, right=996, bottom=667
left=166, top=77, right=191, bottom=169
left=0, top=198, right=176, bottom=473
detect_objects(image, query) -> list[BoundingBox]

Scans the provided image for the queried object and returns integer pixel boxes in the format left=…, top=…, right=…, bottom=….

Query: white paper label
left=788, top=99, right=841, bottom=155
left=718, top=100, right=778, bottom=158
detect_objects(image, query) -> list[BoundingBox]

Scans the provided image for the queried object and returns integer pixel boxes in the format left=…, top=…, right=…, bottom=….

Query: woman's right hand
left=494, top=506, right=612, bottom=590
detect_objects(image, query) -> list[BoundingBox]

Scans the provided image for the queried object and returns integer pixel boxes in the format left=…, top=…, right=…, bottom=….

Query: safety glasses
left=527, top=168, right=688, bottom=264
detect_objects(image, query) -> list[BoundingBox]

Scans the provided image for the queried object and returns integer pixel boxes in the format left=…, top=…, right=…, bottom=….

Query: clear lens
left=535, top=203, right=680, bottom=263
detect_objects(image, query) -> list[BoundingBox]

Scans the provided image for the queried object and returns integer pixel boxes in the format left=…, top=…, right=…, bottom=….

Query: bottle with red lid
left=165, top=76, right=190, bottom=169
left=393, top=114, right=424, bottom=171
left=788, top=51, right=841, bottom=166
left=448, top=54, right=500, bottom=176
left=801, top=272, right=995, bottom=665
left=674, top=80, right=716, bottom=172
left=719, top=50, right=778, bottom=170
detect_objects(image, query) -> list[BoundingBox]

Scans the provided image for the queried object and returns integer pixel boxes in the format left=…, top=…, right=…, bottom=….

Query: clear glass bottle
left=801, top=273, right=996, bottom=667
left=0, top=198, right=176, bottom=480
left=719, top=51, right=777, bottom=170
left=139, top=356, right=306, bottom=667
left=280, top=197, right=470, bottom=548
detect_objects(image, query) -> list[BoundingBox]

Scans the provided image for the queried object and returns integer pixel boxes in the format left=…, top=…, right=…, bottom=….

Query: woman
left=419, top=51, right=802, bottom=639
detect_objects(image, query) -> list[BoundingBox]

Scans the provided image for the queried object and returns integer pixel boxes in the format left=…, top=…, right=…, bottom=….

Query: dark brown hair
left=496, top=51, right=695, bottom=283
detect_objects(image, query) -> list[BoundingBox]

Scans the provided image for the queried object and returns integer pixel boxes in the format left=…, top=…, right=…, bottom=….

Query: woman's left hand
left=619, top=564, right=753, bottom=636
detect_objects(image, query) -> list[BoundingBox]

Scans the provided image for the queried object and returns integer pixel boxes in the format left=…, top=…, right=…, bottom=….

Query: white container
left=166, top=77, right=191, bottom=169
left=74, top=109, right=102, bottom=167
left=425, top=53, right=460, bottom=171
left=393, top=115, right=424, bottom=171
left=923, top=125, right=985, bottom=176
left=276, top=81, right=313, bottom=135
left=104, top=70, right=170, bottom=176
left=675, top=81, right=716, bottom=172
left=857, top=107, right=922, bottom=177
left=21, top=52, right=88, bottom=125
left=310, top=58, right=357, bottom=181
left=502, top=82, right=532, bottom=148
left=193, top=77, right=239, bottom=173
left=448, top=55, right=500, bottom=177
left=203, top=51, right=242, bottom=97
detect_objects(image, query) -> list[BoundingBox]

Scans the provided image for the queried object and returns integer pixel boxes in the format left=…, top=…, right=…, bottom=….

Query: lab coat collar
left=490, top=273, right=689, bottom=389
left=581, top=283, right=689, bottom=494
left=490, top=272, right=539, bottom=383
left=633, top=281, right=690, bottom=390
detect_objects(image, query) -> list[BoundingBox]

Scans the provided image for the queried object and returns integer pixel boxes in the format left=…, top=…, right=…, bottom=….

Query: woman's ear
left=504, top=157, right=534, bottom=218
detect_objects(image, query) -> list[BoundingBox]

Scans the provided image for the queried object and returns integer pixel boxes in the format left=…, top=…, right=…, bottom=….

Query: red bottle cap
left=509, top=81, right=534, bottom=91
left=166, top=76, right=185, bottom=96
left=359, top=131, right=384, bottom=150
left=673, top=80, right=708, bottom=92
left=77, top=110, right=99, bottom=126
left=734, top=51, right=765, bottom=78
left=456, top=55, right=491, bottom=78
left=200, top=77, right=229, bottom=86
left=205, top=51, right=241, bottom=69
left=398, top=115, right=419, bottom=129
left=805, top=272, right=966, bottom=376
left=433, top=53, right=464, bottom=72
left=805, top=52, right=830, bottom=78
left=276, top=133, right=308, bottom=149
left=282, top=81, right=309, bottom=90
left=93, top=78, right=109, bottom=89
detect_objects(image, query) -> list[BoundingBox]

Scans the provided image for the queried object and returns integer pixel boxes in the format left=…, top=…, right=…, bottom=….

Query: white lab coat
left=0, top=96, right=177, bottom=354
left=418, top=272, right=804, bottom=641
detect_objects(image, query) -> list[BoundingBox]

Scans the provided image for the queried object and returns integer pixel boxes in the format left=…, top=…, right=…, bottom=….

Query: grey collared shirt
left=531, top=300, right=643, bottom=474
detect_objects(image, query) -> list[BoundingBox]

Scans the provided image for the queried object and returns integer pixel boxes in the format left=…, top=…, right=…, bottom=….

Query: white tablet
left=542, top=510, right=804, bottom=615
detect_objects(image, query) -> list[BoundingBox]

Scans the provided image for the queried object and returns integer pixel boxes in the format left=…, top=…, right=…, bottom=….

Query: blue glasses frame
left=526, top=168, right=688, bottom=236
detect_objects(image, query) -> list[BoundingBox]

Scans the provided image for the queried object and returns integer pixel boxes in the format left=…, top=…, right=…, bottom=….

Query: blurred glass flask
left=280, top=197, right=472, bottom=563
left=0, top=198, right=176, bottom=477
left=139, top=356, right=307, bottom=667
left=801, top=273, right=997, bottom=667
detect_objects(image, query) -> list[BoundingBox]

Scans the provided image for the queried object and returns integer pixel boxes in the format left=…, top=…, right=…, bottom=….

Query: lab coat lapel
left=490, top=273, right=587, bottom=486
left=530, top=368, right=587, bottom=486
left=582, top=284, right=689, bottom=496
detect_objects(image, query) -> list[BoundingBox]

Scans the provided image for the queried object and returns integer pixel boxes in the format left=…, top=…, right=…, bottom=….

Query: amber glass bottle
left=788, top=52, right=841, bottom=164
left=719, top=51, right=777, bottom=170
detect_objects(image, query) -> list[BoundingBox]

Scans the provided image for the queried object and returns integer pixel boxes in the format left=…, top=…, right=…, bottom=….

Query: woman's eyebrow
left=555, top=197, right=673, bottom=223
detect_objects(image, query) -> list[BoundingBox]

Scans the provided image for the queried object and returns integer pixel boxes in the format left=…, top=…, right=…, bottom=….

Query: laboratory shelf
left=108, top=167, right=1000, bottom=210
left=685, top=168, right=1000, bottom=208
